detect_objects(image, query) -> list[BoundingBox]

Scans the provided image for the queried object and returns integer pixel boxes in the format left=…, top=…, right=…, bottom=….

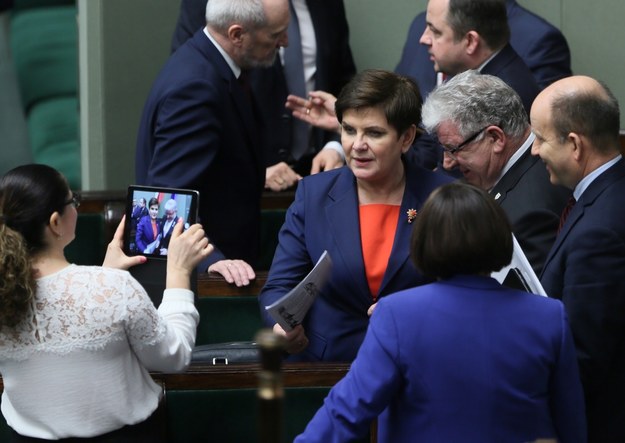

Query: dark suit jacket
left=481, top=44, right=541, bottom=114
left=492, top=147, right=569, bottom=275
left=136, top=30, right=264, bottom=267
left=395, top=0, right=563, bottom=170
left=259, top=161, right=453, bottom=362
left=159, top=215, right=180, bottom=252
left=170, top=0, right=356, bottom=174
left=540, top=158, right=625, bottom=442
left=395, top=0, right=571, bottom=95
left=405, top=43, right=540, bottom=171
left=295, top=276, right=586, bottom=443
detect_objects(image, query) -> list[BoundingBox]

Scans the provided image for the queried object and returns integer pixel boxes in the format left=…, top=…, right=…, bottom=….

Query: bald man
left=531, top=75, right=625, bottom=442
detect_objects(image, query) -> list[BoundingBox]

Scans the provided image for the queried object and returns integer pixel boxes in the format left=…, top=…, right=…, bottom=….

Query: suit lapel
left=541, top=159, right=625, bottom=277
left=481, top=44, right=515, bottom=77
left=379, top=162, right=427, bottom=294
left=325, top=169, right=372, bottom=300
left=196, top=32, right=260, bottom=163
left=491, top=149, right=536, bottom=204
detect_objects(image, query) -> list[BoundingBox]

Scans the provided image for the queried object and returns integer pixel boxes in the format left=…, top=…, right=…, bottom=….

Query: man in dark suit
left=130, top=197, right=148, bottom=231
left=170, top=0, right=356, bottom=190
left=395, top=0, right=571, bottom=98
left=398, top=0, right=541, bottom=170
left=421, top=70, right=569, bottom=275
left=136, top=0, right=289, bottom=286
left=157, top=198, right=179, bottom=256
left=531, top=75, right=625, bottom=442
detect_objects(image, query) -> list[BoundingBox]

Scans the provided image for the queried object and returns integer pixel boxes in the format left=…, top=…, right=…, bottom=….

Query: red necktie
left=558, top=196, right=576, bottom=233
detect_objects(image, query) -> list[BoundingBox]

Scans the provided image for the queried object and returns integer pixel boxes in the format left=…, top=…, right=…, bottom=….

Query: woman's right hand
left=166, top=219, right=213, bottom=289
left=273, top=323, right=309, bottom=354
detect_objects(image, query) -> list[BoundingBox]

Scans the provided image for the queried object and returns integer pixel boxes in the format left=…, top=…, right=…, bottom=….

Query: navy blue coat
left=170, top=0, right=356, bottom=174
left=540, top=158, right=625, bottom=442
left=136, top=30, right=264, bottom=266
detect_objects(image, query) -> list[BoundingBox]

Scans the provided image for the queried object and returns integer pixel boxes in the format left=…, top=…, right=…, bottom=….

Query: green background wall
left=78, top=0, right=625, bottom=190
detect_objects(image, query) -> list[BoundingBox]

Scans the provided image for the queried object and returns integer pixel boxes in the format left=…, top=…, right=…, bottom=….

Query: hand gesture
left=285, top=91, right=340, bottom=133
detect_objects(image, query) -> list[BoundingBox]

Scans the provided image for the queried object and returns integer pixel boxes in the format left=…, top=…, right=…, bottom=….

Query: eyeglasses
left=441, top=125, right=491, bottom=158
left=64, top=192, right=81, bottom=209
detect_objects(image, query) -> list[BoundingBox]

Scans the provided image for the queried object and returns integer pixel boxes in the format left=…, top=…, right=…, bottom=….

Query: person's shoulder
left=406, top=160, right=454, bottom=187
left=508, top=1, right=562, bottom=34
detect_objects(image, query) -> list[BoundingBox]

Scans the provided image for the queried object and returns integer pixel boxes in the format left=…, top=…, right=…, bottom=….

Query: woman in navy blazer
left=259, top=70, right=452, bottom=361
left=295, top=183, right=586, bottom=443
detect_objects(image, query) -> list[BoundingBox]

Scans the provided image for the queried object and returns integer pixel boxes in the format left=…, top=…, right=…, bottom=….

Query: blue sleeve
left=294, top=300, right=402, bottom=442
left=259, top=181, right=314, bottom=326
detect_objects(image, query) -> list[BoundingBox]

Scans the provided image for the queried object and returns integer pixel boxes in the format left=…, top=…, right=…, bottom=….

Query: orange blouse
left=359, top=204, right=400, bottom=300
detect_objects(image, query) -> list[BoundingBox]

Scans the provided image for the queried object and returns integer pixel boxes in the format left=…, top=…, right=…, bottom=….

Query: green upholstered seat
left=258, top=209, right=286, bottom=271
left=195, top=297, right=263, bottom=346
left=27, top=96, right=80, bottom=188
left=12, top=0, right=75, bottom=10
left=10, top=5, right=77, bottom=112
left=65, top=213, right=106, bottom=266
left=164, top=387, right=355, bottom=443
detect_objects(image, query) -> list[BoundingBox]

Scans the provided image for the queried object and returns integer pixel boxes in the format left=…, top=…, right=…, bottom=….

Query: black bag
left=191, top=341, right=260, bottom=365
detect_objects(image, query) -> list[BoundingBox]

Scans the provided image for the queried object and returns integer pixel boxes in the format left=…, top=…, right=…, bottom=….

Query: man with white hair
left=421, top=70, right=569, bottom=274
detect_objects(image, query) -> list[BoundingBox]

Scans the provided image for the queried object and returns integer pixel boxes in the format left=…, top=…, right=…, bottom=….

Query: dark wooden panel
left=197, top=271, right=267, bottom=298
left=151, top=362, right=350, bottom=390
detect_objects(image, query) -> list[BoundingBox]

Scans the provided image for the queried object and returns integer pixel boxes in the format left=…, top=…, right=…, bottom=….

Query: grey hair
left=421, top=70, right=528, bottom=140
left=206, top=0, right=267, bottom=34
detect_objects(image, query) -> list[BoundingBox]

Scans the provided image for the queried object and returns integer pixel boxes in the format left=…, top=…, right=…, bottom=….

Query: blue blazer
left=259, top=161, right=452, bottom=362
left=540, top=158, right=625, bottom=442
left=295, top=276, right=587, bottom=443
left=136, top=30, right=264, bottom=267
left=135, top=215, right=161, bottom=253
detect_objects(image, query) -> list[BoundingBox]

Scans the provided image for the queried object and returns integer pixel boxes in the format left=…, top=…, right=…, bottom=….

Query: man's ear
left=465, top=31, right=480, bottom=55
left=569, top=132, right=584, bottom=161
left=488, top=126, right=507, bottom=154
left=227, top=24, right=245, bottom=46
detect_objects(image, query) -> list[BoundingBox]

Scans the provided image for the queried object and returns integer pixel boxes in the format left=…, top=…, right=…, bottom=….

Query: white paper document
left=265, top=250, right=333, bottom=331
left=491, top=235, right=547, bottom=296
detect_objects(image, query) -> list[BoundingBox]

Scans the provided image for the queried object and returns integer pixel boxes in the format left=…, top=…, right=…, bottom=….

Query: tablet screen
left=123, top=185, right=199, bottom=259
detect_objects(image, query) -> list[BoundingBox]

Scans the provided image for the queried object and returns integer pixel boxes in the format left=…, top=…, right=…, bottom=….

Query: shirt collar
left=204, top=28, right=241, bottom=78
left=574, top=154, right=622, bottom=200
left=490, top=131, right=535, bottom=190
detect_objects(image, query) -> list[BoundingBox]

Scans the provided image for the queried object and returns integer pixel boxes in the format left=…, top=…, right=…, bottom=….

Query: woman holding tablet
left=0, top=164, right=213, bottom=441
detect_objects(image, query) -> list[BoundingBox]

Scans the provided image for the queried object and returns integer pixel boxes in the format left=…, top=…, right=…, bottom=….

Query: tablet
left=123, top=185, right=199, bottom=259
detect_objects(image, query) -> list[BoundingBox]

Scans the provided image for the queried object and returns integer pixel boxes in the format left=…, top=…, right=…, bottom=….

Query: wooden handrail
left=151, top=361, right=349, bottom=390
left=197, top=271, right=267, bottom=297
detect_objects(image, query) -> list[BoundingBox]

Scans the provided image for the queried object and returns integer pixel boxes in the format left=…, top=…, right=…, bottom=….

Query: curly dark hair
left=0, top=164, right=71, bottom=328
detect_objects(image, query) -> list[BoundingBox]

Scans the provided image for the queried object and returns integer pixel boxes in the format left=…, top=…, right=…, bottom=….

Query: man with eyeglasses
left=422, top=70, right=569, bottom=275
left=406, top=0, right=541, bottom=171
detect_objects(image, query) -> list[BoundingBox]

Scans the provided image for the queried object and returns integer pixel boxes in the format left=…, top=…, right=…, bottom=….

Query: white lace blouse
left=0, top=264, right=199, bottom=439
